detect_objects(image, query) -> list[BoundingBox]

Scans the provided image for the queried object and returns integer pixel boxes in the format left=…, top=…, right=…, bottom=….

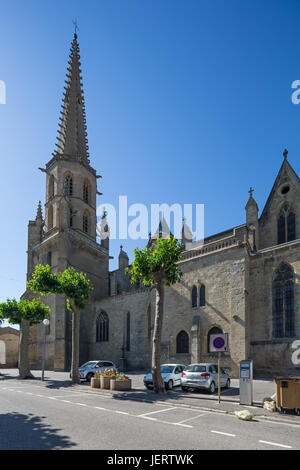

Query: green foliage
left=126, top=237, right=183, bottom=286
left=28, top=265, right=93, bottom=310
left=0, top=298, right=50, bottom=325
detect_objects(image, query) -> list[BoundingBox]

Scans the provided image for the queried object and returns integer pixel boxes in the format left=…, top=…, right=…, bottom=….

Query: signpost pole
left=218, top=351, right=221, bottom=404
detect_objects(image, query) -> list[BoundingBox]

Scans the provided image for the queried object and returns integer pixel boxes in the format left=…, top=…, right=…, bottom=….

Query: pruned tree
left=28, top=265, right=93, bottom=384
left=126, top=237, right=182, bottom=393
left=0, top=298, right=50, bottom=379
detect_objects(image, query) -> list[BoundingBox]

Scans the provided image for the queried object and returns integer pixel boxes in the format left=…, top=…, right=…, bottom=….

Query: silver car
left=78, top=360, right=116, bottom=381
left=144, top=364, right=186, bottom=390
left=181, top=363, right=230, bottom=393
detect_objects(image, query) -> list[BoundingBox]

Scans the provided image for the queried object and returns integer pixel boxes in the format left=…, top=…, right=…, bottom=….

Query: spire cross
left=72, top=19, right=79, bottom=35
left=283, top=148, right=288, bottom=160
left=249, top=187, right=254, bottom=197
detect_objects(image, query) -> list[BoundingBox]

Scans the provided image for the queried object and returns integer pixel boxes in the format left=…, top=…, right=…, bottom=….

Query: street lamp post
left=41, top=318, right=50, bottom=381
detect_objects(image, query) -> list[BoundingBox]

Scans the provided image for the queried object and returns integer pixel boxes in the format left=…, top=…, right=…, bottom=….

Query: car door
left=220, top=367, right=228, bottom=386
left=209, top=365, right=219, bottom=385
left=173, top=366, right=183, bottom=385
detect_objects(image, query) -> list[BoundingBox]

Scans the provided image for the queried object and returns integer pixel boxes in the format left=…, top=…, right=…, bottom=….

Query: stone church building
left=25, top=33, right=300, bottom=378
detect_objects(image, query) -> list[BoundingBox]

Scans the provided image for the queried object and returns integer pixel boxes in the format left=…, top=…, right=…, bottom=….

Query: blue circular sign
left=213, top=337, right=225, bottom=349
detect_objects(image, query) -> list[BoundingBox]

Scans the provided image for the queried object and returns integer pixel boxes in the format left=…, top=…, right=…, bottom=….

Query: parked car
left=181, top=363, right=230, bottom=393
left=78, top=360, right=117, bottom=381
left=144, top=364, right=186, bottom=390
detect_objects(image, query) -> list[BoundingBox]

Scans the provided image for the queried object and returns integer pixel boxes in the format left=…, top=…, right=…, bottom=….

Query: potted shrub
left=100, top=369, right=117, bottom=389
left=91, top=372, right=102, bottom=389
left=110, top=374, right=132, bottom=391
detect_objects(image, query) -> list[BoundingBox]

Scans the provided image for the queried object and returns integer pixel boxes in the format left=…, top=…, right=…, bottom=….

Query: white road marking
left=259, top=440, right=292, bottom=449
left=75, top=403, right=87, bottom=406
left=115, top=411, right=130, bottom=415
left=137, top=407, right=177, bottom=417
left=94, top=406, right=109, bottom=411
left=140, top=416, right=193, bottom=428
left=176, top=413, right=208, bottom=424
left=211, top=430, right=236, bottom=437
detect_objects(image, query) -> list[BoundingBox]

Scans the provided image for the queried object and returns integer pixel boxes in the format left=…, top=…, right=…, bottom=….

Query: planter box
left=110, top=379, right=132, bottom=391
left=100, top=376, right=115, bottom=389
left=91, top=378, right=100, bottom=389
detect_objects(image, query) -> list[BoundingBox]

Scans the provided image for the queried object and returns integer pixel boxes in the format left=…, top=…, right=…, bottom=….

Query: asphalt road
left=0, top=379, right=299, bottom=450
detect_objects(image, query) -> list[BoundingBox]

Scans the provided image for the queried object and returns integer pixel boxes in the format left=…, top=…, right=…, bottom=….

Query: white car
left=143, top=364, right=186, bottom=390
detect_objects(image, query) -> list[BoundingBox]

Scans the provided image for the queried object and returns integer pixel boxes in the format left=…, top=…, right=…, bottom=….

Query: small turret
left=181, top=217, right=193, bottom=251
left=245, top=187, right=259, bottom=251
left=118, top=245, right=129, bottom=270
left=100, top=208, right=110, bottom=251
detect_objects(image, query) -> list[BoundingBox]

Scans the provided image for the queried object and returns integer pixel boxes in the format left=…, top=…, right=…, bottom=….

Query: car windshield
left=160, top=366, right=174, bottom=374
left=185, top=365, right=207, bottom=373
left=80, top=362, right=97, bottom=368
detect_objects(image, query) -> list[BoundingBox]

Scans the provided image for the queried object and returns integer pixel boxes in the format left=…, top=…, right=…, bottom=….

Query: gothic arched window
left=48, top=206, right=53, bottom=230
left=49, top=174, right=54, bottom=199
left=96, top=312, right=109, bottom=342
left=191, top=286, right=197, bottom=308
left=207, top=326, right=223, bottom=352
left=176, top=330, right=189, bottom=353
left=83, top=180, right=90, bottom=204
left=277, top=206, right=296, bottom=244
left=83, top=210, right=89, bottom=233
left=64, top=174, right=73, bottom=197
left=273, top=263, right=295, bottom=338
left=200, top=284, right=206, bottom=307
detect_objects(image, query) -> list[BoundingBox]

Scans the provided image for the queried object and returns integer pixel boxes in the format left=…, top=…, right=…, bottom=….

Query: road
left=0, top=379, right=299, bottom=450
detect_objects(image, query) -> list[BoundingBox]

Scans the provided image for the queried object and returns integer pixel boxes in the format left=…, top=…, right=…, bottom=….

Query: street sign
left=209, top=334, right=228, bottom=353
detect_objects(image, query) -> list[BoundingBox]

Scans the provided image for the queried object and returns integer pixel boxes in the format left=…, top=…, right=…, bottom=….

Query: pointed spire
left=36, top=201, right=43, bottom=222
left=53, top=32, right=90, bottom=164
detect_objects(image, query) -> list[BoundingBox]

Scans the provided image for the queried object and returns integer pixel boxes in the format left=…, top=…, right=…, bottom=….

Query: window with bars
left=277, top=206, right=296, bottom=244
left=273, top=263, right=295, bottom=338
left=96, top=312, right=109, bottom=342
left=64, top=175, right=73, bottom=196
left=83, top=182, right=89, bottom=204
left=83, top=213, right=88, bottom=233
left=176, top=330, right=189, bottom=353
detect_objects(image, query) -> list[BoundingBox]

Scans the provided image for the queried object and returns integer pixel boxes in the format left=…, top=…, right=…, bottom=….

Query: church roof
left=53, top=33, right=90, bottom=164
left=260, top=150, right=300, bottom=220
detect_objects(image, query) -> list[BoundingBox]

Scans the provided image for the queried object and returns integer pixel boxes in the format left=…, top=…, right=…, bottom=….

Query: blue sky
left=1, top=0, right=300, bottom=317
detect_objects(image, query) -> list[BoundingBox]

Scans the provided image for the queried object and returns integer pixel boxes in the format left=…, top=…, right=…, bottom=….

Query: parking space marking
left=259, top=440, right=292, bottom=449
left=140, top=416, right=193, bottom=428
left=137, top=407, right=177, bottom=417
left=211, top=430, right=236, bottom=437
left=176, top=413, right=209, bottom=424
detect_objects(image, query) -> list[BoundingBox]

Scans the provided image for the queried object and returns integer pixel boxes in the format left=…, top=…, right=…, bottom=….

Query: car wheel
left=86, top=372, right=94, bottom=382
left=209, top=381, right=216, bottom=394
left=226, top=379, right=230, bottom=389
left=145, top=385, right=152, bottom=390
left=166, top=380, right=173, bottom=390
left=181, top=386, right=188, bottom=392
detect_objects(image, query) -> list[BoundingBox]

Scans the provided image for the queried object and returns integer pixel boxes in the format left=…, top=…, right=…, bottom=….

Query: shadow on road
left=0, top=412, right=76, bottom=450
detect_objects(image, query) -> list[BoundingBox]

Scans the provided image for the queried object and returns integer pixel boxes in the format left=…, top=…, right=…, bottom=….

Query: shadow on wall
left=0, top=412, right=76, bottom=450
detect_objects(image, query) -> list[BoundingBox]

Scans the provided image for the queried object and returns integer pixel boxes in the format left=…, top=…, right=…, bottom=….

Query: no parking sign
left=209, top=333, right=228, bottom=353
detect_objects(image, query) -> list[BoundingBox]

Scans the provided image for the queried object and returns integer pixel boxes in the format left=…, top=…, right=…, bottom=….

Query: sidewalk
left=1, top=368, right=299, bottom=425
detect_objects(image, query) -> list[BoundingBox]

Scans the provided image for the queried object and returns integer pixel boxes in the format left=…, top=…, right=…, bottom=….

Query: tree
left=0, top=298, right=50, bottom=379
left=126, top=237, right=182, bottom=393
left=28, top=265, right=93, bottom=384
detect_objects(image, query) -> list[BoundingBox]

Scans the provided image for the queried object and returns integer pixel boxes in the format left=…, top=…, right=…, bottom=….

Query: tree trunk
left=151, top=276, right=166, bottom=394
left=70, top=301, right=80, bottom=384
left=18, top=319, right=34, bottom=379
